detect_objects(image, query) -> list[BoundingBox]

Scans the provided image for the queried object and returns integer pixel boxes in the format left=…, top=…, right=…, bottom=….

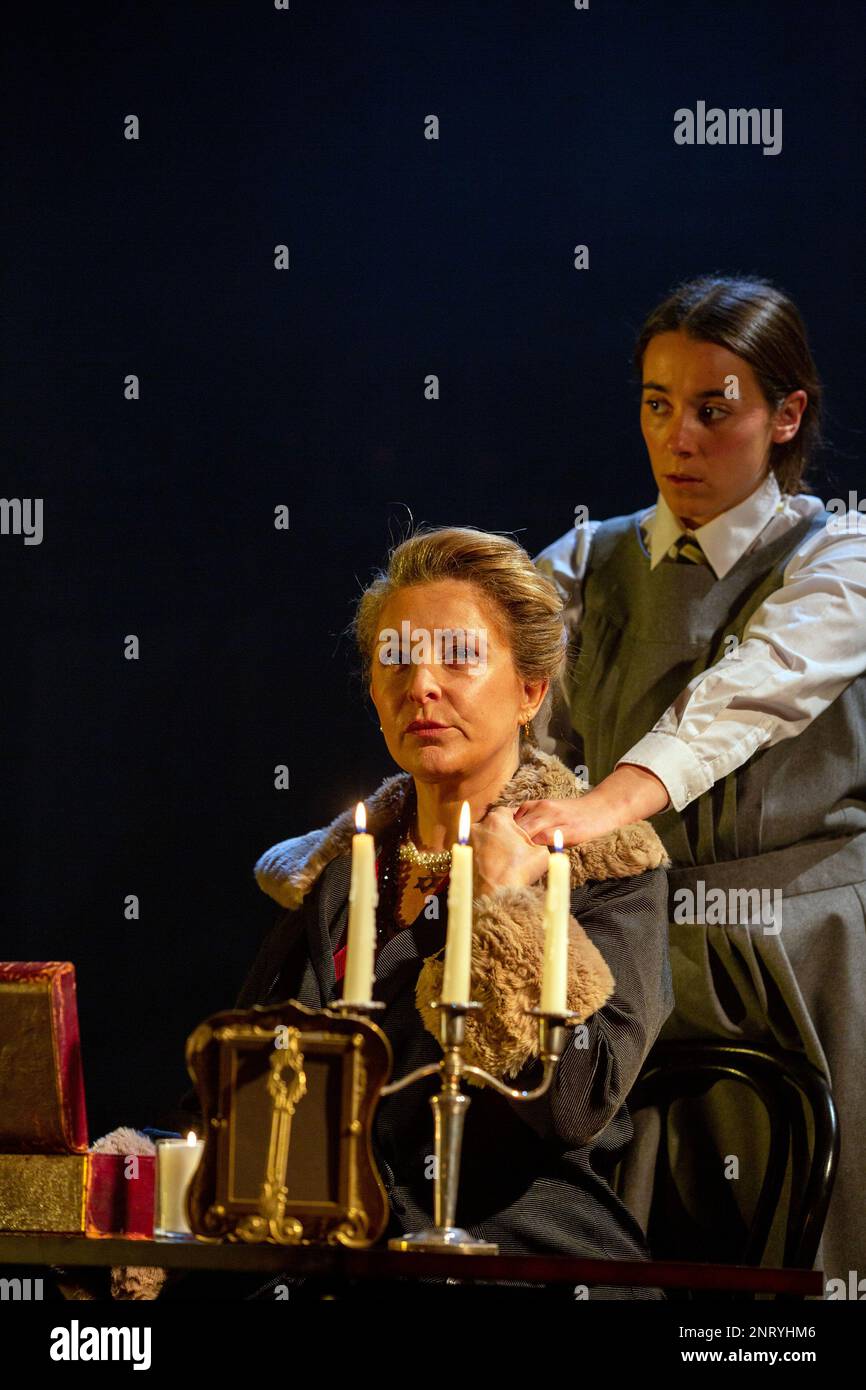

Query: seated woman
left=226, top=524, right=673, bottom=1301
left=84, top=523, right=669, bottom=1304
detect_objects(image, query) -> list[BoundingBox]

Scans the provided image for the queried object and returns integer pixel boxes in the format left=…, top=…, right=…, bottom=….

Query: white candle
left=442, top=800, right=473, bottom=1004
left=343, top=802, right=378, bottom=1004
left=540, top=829, right=570, bottom=1014
left=154, top=1133, right=204, bottom=1237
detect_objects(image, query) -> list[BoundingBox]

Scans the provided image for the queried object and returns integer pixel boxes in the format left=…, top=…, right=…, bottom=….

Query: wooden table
left=0, top=1232, right=824, bottom=1296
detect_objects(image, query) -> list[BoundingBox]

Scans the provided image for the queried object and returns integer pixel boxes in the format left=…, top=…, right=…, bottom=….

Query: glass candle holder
left=153, top=1135, right=204, bottom=1238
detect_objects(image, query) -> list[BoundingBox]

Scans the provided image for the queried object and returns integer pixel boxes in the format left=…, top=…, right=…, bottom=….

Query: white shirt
left=533, top=472, right=866, bottom=813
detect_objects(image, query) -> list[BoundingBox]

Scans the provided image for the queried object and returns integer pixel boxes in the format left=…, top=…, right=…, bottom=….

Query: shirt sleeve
left=532, top=521, right=598, bottom=770
left=617, top=513, right=866, bottom=812
left=502, top=866, right=673, bottom=1147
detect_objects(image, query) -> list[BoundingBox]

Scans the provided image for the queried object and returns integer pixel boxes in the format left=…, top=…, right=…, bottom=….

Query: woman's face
left=369, top=579, right=547, bottom=788
left=640, top=330, right=806, bottom=527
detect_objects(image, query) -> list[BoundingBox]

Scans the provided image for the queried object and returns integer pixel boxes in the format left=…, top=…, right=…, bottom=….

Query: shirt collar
left=644, top=471, right=783, bottom=578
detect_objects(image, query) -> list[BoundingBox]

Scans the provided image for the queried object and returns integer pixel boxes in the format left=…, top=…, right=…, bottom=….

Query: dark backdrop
left=3, top=0, right=864, bottom=1137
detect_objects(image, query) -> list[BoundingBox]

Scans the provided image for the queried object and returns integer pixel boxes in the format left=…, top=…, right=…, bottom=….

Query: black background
left=3, top=0, right=864, bottom=1136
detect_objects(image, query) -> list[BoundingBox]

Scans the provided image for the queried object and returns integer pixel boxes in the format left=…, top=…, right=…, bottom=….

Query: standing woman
left=518, top=275, right=866, bottom=1289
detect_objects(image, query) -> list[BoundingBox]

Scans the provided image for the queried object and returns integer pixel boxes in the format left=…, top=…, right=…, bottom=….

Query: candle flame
left=553, top=828, right=564, bottom=852
left=355, top=801, right=366, bottom=833
left=458, top=800, right=471, bottom=844
left=186, top=1131, right=197, bottom=1146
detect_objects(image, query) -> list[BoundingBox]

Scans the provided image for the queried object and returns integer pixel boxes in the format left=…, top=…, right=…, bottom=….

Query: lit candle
left=154, top=1131, right=204, bottom=1238
left=442, top=800, right=473, bottom=1004
left=540, top=828, right=570, bottom=1014
left=342, top=801, right=378, bottom=1004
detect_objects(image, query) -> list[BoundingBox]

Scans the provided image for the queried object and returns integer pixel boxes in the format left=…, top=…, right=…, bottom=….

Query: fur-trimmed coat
left=233, top=743, right=674, bottom=1297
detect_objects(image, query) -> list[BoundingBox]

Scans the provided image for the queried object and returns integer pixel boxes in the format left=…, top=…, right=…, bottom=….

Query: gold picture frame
left=184, top=999, right=393, bottom=1247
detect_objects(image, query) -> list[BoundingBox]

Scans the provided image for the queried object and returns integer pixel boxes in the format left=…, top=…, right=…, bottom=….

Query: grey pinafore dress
left=558, top=508, right=866, bottom=1290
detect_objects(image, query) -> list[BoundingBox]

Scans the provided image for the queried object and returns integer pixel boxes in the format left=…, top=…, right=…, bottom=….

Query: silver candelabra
left=332, top=996, right=579, bottom=1254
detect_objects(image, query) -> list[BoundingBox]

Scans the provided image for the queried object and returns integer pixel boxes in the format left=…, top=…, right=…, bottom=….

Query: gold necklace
left=380, top=800, right=451, bottom=937
left=392, top=842, right=451, bottom=934
left=397, top=809, right=452, bottom=872
left=397, top=837, right=452, bottom=873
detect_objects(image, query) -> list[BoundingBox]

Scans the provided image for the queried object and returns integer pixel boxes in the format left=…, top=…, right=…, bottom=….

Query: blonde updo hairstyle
left=353, top=525, right=568, bottom=745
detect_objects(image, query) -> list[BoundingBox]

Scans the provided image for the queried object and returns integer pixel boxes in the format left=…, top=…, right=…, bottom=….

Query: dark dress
left=159, top=820, right=673, bottom=1302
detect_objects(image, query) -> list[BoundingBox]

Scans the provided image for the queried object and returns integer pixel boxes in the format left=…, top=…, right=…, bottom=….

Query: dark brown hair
left=633, top=275, right=823, bottom=494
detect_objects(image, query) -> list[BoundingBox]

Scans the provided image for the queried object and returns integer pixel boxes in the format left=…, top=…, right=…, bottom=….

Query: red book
left=87, top=1153, right=156, bottom=1237
left=0, top=961, right=89, bottom=1152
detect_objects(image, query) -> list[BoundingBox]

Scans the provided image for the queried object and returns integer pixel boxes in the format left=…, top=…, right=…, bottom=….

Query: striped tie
left=667, top=532, right=707, bottom=565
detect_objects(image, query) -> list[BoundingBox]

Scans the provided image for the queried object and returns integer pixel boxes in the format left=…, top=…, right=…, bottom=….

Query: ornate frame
left=184, top=999, right=393, bottom=1246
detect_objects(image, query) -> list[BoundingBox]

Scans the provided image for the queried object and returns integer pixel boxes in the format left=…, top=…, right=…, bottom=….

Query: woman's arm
left=520, top=510, right=866, bottom=842
left=515, top=763, right=671, bottom=845
left=616, top=512, right=866, bottom=811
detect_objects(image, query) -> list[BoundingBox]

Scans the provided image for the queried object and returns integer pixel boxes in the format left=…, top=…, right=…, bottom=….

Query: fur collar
left=254, top=744, right=669, bottom=909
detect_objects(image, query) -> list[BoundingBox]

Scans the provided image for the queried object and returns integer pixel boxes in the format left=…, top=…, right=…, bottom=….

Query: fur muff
left=414, top=884, right=615, bottom=1081
left=254, top=744, right=670, bottom=1075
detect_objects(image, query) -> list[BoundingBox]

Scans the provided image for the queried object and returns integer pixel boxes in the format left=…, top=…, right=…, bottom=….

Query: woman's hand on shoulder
left=514, top=764, right=671, bottom=846
left=470, top=806, right=550, bottom=895
left=512, top=797, right=598, bottom=846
